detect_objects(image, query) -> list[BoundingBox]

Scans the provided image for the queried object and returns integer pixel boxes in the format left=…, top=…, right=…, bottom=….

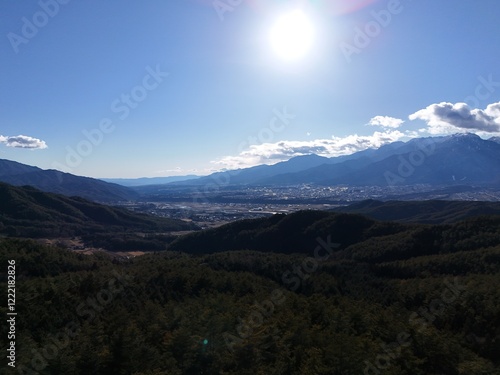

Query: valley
left=122, top=184, right=500, bottom=227
left=1, top=169, right=500, bottom=374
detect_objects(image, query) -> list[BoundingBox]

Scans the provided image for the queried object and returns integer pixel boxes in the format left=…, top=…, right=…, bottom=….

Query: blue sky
left=2, top=0, right=500, bottom=178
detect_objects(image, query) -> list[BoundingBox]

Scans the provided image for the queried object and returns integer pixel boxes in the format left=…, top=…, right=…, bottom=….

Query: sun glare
left=269, top=9, right=315, bottom=62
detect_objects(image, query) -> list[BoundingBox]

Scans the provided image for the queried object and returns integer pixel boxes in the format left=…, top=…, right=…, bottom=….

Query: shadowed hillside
left=335, top=199, right=500, bottom=224
left=0, top=182, right=197, bottom=239
left=0, top=159, right=138, bottom=202
left=1, top=208, right=499, bottom=374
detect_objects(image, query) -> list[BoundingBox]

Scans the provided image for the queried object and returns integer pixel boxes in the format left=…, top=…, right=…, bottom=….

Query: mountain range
left=101, top=175, right=199, bottom=187
left=161, top=133, right=500, bottom=188
left=2, top=134, right=500, bottom=203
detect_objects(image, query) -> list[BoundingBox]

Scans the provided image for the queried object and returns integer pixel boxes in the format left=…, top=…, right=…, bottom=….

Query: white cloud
left=409, top=101, right=500, bottom=134
left=0, top=134, right=48, bottom=149
left=367, top=116, right=404, bottom=128
left=212, top=130, right=412, bottom=170
left=0, top=135, right=48, bottom=149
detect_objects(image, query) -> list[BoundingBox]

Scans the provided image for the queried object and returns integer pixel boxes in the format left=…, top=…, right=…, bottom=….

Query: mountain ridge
left=136, top=133, right=500, bottom=190
left=0, top=182, right=197, bottom=238
left=0, top=159, right=138, bottom=202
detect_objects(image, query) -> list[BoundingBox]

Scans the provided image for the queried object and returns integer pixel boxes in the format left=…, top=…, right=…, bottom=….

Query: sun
left=269, top=9, right=315, bottom=62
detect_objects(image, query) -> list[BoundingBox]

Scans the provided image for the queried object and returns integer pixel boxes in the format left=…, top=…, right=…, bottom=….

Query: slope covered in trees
left=1, top=209, right=499, bottom=374
left=167, top=210, right=408, bottom=255
left=167, top=209, right=500, bottom=258
left=335, top=199, right=500, bottom=224
left=0, top=182, right=197, bottom=238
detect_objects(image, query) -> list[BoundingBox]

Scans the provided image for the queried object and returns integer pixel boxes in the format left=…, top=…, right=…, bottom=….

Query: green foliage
left=168, top=211, right=393, bottom=254
left=0, top=182, right=198, bottom=239
left=337, top=199, right=500, bottom=224
left=1, top=208, right=500, bottom=374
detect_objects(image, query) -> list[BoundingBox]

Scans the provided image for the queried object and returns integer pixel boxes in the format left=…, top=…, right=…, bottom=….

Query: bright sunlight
left=269, top=9, right=315, bottom=61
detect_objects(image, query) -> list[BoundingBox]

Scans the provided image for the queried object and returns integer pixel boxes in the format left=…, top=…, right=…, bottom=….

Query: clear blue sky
left=2, top=0, right=500, bottom=178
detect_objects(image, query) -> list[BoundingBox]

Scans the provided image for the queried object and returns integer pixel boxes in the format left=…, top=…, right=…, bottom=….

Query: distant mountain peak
left=452, top=132, right=480, bottom=137
left=446, top=132, right=482, bottom=141
left=438, top=133, right=488, bottom=149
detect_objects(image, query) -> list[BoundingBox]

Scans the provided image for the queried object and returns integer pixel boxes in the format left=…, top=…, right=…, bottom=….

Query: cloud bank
left=409, top=101, right=500, bottom=134
left=0, top=134, right=48, bottom=149
left=213, top=130, right=411, bottom=170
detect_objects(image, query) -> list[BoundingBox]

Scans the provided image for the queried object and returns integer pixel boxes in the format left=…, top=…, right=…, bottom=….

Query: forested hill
left=335, top=199, right=500, bottom=224
left=167, top=210, right=406, bottom=254
left=0, top=182, right=197, bottom=237
left=1, top=210, right=499, bottom=373
left=1, top=185, right=500, bottom=373
left=168, top=209, right=500, bottom=259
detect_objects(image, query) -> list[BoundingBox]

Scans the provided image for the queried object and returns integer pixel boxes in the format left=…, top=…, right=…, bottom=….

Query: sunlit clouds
left=367, top=116, right=404, bottom=129
left=0, top=134, right=48, bottom=149
left=212, top=130, right=410, bottom=170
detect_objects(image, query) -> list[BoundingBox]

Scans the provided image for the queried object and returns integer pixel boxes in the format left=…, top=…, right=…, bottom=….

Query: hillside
left=336, top=199, right=500, bottom=224
left=0, top=159, right=138, bottom=202
left=167, top=210, right=408, bottom=254
left=167, top=209, right=500, bottom=257
left=0, top=182, right=197, bottom=239
left=1, top=209, right=499, bottom=374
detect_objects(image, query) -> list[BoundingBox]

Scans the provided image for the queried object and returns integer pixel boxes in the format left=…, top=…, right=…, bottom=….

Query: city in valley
left=121, top=184, right=500, bottom=228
